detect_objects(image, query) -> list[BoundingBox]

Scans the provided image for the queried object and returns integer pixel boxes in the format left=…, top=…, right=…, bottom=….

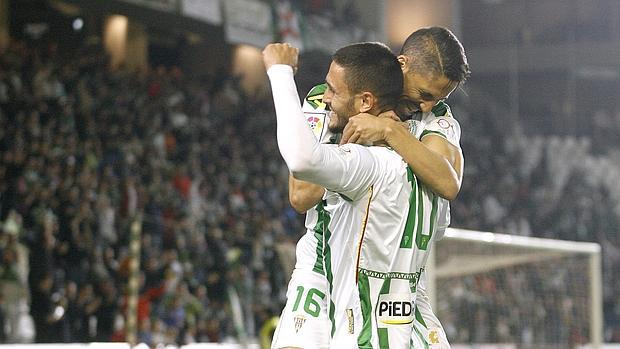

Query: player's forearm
left=385, top=124, right=461, bottom=200
left=268, top=65, right=367, bottom=194
left=267, top=65, right=323, bottom=175
left=288, top=176, right=325, bottom=213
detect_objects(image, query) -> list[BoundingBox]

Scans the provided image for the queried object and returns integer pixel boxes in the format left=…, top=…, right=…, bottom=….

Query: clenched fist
left=263, top=43, right=299, bottom=72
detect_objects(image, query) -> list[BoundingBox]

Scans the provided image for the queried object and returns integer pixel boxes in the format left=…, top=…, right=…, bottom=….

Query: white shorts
left=271, top=269, right=331, bottom=349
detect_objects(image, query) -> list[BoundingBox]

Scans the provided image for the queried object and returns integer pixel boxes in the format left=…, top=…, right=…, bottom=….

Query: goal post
left=426, top=228, right=603, bottom=349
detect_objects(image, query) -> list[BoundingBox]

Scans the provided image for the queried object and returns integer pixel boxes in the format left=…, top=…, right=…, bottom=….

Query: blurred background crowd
left=1, top=35, right=619, bottom=346
left=0, top=39, right=299, bottom=344
left=1, top=0, right=619, bottom=346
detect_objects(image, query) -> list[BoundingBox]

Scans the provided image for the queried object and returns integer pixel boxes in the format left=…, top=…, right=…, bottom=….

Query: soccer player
left=274, top=27, right=469, bottom=349
left=337, top=28, right=469, bottom=348
left=278, top=83, right=450, bottom=349
left=341, top=27, right=468, bottom=202
left=265, top=42, right=448, bottom=349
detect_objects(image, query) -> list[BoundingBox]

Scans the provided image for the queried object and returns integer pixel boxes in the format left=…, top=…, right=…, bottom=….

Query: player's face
left=323, top=61, right=358, bottom=133
left=399, top=57, right=458, bottom=114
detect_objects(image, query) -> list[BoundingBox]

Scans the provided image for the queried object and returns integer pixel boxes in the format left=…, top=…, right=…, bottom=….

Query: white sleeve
left=267, top=65, right=377, bottom=200
left=421, top=116, right=461, bottom=149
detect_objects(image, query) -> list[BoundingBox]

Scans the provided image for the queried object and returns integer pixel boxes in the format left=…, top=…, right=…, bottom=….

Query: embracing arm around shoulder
left=342, top=114, right=463, bottom=200
left=384, top=122, right=463, bottom=200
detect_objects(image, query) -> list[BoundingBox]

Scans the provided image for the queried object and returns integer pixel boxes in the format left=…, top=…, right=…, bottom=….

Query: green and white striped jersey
left=283, top=79, right=460, bottom=348
left=296, top=85, right=459, bottom=278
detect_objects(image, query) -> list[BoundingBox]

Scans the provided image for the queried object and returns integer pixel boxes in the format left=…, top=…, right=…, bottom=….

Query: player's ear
left=358, top=92, right=375, bottom=113
left=397, top=55, right=410, bottom=74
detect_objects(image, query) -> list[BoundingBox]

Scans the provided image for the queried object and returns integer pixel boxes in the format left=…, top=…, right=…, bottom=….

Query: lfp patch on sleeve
left=305, top=112, right=327, bottom=141
left=303, top=83, right=330, bottom=141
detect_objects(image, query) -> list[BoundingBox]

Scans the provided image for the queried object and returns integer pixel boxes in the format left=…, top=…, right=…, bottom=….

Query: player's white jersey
left=417, top=101, right=462, bottom=155
left=410, top=101, right=460, bottom=244
left=321, top=143, right=443, bottom=349
left=273, top=79, right=458, bottom=349
left=408, top=102, right=459, bottom=349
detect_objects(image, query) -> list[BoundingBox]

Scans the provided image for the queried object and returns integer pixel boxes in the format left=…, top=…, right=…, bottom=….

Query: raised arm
left=288, top=83, right=333, bottom=213
left=263, top=43, right=375, bottom=199
left=263, top=43, right=325, bottom=178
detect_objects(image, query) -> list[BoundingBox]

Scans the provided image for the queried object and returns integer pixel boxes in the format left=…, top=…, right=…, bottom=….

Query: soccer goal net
left=426, top=228, right=603, bottom=349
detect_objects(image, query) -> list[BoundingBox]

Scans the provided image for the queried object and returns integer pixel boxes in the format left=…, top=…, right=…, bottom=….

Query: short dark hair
left=332, top=42, right=403, bottom=112
left=400, top=27, right=470, bottom=84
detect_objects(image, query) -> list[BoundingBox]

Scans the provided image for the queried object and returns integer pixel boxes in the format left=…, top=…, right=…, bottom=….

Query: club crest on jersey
left=377, top=294, right=414, bottom=325
left=294, top=315, right=306, bottom=333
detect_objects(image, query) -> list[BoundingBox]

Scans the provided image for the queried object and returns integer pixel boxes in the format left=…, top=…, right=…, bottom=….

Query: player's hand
left=341, top=113, right=400, bottom=145
left=263, top=43, right=299, bottom=72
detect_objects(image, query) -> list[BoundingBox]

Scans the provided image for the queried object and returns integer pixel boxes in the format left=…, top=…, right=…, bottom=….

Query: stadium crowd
left=0, top=37, right=619, bottom=345
left=442, top=90, right=620, bottom=343
left=0, top=39, right=300, bottom=344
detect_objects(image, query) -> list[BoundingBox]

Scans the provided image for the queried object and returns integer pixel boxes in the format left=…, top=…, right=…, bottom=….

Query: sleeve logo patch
left=437, top=119, right=451, bottom=129
left=305, top=112, right=326, bottom=140
left=306, top=115, right=322, bottom=130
